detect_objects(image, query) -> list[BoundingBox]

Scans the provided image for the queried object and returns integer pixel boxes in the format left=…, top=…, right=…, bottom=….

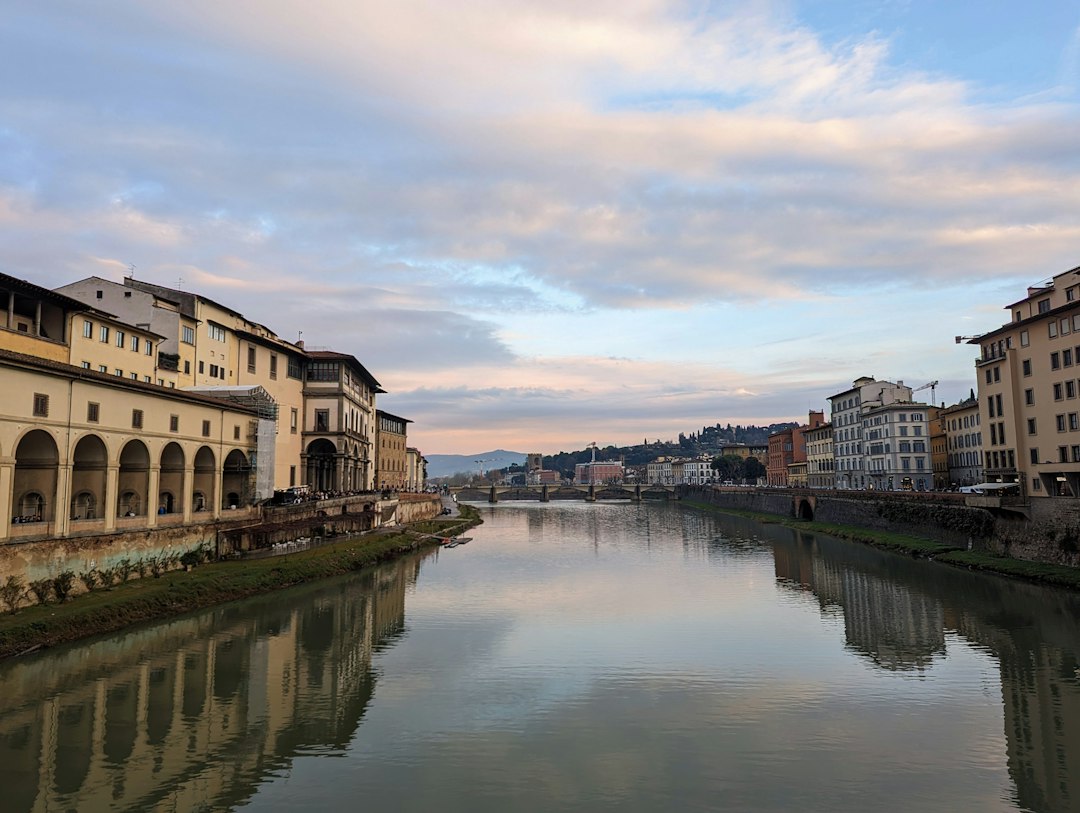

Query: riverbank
left=682, top=499, right=1080, bottom=590
left=0, top=506, right=482, bottom=661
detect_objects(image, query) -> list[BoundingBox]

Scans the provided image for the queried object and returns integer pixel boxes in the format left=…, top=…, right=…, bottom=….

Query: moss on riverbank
left=0, top=506, right=482, bottom=661
left=681, top=499, right=1080, bottom=590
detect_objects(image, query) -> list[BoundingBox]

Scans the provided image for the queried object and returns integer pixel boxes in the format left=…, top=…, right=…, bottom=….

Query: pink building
left=574, top=461, right=624, bottom=484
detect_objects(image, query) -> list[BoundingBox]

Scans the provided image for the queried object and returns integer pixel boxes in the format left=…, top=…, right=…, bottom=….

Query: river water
left=2, top=501, right=1079, bottom=812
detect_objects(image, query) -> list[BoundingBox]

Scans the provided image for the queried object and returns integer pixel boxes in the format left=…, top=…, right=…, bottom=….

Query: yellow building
left=970, top=264, right=1080, bottom=496
left=375, top=410, right=410, bottom=490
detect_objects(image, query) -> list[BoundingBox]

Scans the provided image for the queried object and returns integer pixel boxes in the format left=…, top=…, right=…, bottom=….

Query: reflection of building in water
left=773, top=524, right=1080, bottom=808
left=772, top=532, right=945, bottom=671
left=0, top=554, right=424, bottom=813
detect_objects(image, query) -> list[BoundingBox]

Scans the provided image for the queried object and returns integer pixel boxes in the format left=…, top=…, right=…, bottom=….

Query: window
left=202, top=420, right=211, bottom=437
left=87, top=402, right=99, bottom=422
left=1050, top=322, right=1058, bottom=338
left=82, top=320, right=93, bottom=338
left=130, top=334, right=139, bottom=351
left=993, top=366, right=1000, bottom=382
left=130, top=372, right=138, bottom=380
left=1039, top=298, right=1051, bottom=314
left=1031, top=448, right=1039, bottom=464
left=209, top=364, right=219, bottom=378
left=1064, top=318, right=1073, bottom=336
left=81, top=361, right=90, bottom=369
left=1025, top=388, right=1035, bottom=405
left=98, top=364, right=108, bottom=373
left=32, top=393, right=49, bottom=417
left=987, top=396, right=995, bottom=418
left=132, top=409, right=143, bottom=429
left=1027, top=418, right=1037, bottom=435
left=199, top=360, right=205, bottom=374
left=1071, top=413, right=1079, bottom=431
left=270, top=354, right=278, bottom=380
left=233, top=425, right=241, bottom=440
left=1057, top=414, right=1067, bottom=432
left=247, top=346, right=256, bottom=373
left=315, top=409, right=330, bottom=432
left=984, top=368, right=992, bottom=385
left=996, top=394, right=1002, bottom=415
left=170, top=415, right=179, bottom=432
left=1070, top=287, right=1078, bottom=302
left=1060, top=446, right=1069, bottom=463
left=308, top=361, right=340, bottom=382
left=115, top=329, right=125, bottom=347
left=144, top=339, right=152, bottom=355
left=1069, top=381, right=1077, bottom=399
left=291, top=407, right=298, bottom=434
left=157, top=378, right=164, bottom=386
left=99, top=325, right=109, bottom=343
left=1055, top=383, right=1064, bottom=400
left=1066, top=348, right=1075, bottom=367
left=1034, top=477, right=1042, bottom=491
left=208, top=323, right=226, bottom=342
left=114, top=368, right=123, bottom=377
left=184, top=360, right=190, bottom=375
left=287, top=356, right=302, bottom=379
left=144, top=376, right=151, bottom=383
left=182, top=325, right=195, bottom=344
left=1020, top=329, right=1029, bottom=347
left=1052, top=352, right=1061, bottom=370
left=219, top=366, right=225, bottom=380
left=990, top=424, right=998, bottom=444
left=290, top=465, right=296, bottom=487
left=1023, top=359, right=1032, bottom=376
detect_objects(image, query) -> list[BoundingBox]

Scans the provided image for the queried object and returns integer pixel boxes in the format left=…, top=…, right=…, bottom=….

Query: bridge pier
left=541, top=484, right=549, bottom=502
left=586, top=484, right=596, bottom=502
left=489, top=485, right=499, bottom=504
left=633, top=484, right=641, bottom=503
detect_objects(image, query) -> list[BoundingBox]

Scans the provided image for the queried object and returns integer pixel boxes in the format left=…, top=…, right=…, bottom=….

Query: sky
left=1, top=1, right=1078, bottom=455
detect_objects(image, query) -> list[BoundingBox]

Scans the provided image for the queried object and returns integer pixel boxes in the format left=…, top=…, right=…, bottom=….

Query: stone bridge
left=449, top=483, right=678, bottom=503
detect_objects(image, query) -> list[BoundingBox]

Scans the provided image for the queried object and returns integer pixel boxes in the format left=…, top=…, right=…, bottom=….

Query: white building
left=829, top=376, right=913, bottom=490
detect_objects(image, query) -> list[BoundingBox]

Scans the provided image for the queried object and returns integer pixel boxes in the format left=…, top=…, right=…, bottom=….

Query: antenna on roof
left=127, top=263, right=136, bottom=279
left=177, top=276, right=184, bottom=291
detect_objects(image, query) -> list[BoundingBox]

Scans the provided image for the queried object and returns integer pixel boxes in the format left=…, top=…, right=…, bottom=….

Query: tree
left=711, top=454, right=745, bottom=482
left=743, top=456, right=766, bottom=483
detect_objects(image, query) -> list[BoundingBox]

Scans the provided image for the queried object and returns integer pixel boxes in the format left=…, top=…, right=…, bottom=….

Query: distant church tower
left=526, top=453, right=543, bottom=472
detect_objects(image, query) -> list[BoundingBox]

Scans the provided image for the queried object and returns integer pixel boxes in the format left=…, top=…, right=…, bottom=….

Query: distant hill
left=425, top=449, right=526, bottom=479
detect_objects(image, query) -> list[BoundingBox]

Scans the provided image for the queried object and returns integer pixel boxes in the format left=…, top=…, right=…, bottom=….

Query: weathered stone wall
left=396, top=494, right=441, bottom=524
left=684, top=486, right=1080, bottom=569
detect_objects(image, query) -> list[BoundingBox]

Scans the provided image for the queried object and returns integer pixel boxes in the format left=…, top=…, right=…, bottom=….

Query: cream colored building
left=405, top=447, right=426, bottom=491
left=302, top=351, right=381, bottom=492
left=68, top=311, right=177, bottom=387
left=969, top=264, right=1080, bottom=496
left=804, top=421, right=834, bottom=489
left=941, top=396, right=983, bottom=488
left=375, top=410, right=409, bottom=490
left=97, top=279, right=307, bottom=491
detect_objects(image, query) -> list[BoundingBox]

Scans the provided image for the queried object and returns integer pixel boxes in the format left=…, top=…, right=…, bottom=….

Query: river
left=1, top=501, right=1079, bottom=812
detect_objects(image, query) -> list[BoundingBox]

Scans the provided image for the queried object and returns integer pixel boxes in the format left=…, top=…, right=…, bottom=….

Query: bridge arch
left=797, top=497, right=815, bottom=521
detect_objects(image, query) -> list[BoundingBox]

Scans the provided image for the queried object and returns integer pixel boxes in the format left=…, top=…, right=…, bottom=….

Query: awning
left=969, top=482, right=1018, bottom=491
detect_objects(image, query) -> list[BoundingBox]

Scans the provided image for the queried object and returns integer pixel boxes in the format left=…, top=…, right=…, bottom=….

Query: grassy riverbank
left=682, top=499, right=1080, bottom=590
left=0, top=506, right=481, bottom=662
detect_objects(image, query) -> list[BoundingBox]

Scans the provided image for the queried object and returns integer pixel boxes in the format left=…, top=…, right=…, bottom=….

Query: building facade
left=829, top=377, right=914, bottom=489
left=375, top=410, right=410, bottom=490
left=804, top=422, right=834, bottom=489
left=941, top=396, right=984, bottom=488
left=862, top=400, right=933, bottom=491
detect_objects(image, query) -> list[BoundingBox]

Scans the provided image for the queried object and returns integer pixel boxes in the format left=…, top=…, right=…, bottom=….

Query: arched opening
left=117, top=440, right=150, bottom=517
left=160, top=442, right=185, bottom=515
left=798, top=499, right=814, bottom=521
left=306, top=438, right=338, bottom=492
left=222, top=449, right=251, bottom=509
left=193, top=447, right=216, bottom=513
left=13, top=429, right=58, bottom=523
left=70, top=434, right=107, bottom=520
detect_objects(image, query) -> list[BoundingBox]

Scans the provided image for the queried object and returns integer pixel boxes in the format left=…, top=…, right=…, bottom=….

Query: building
left=767, top=411, right=824, bottom=487
left=929, top=407, right=948, bottom=490
left=941, top=396, right=983, bottom=488
left=59, top=277, right=308, bottom=491
left=301, top=351, right=382, bottom=492
left=528, top=469, right=559, bottom=484
left=804, top=421, right=834, bottom=489
left=968, top=264, right=1080, bottom=497
left=829, top=377, right=914, bottom=490
left=646, top=457, right=673, bottom=485
left=574, top=461, right=624, bottom=484
left=526, top=453, right=543, bottom=472
left=682, top=458, right=714, bottom=486
left=405, top=447, right=426, bottom=491
left=720, top=444, right=767, bottom=460
left=862, top=399, right=933, bottom=491
left=375, top=410, right=410, bottom=490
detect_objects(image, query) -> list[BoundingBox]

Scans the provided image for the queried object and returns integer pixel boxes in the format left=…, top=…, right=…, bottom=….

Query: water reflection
left=0, top=552, right=429, bottom=812
left=770, top=526, right=1080, bottom=811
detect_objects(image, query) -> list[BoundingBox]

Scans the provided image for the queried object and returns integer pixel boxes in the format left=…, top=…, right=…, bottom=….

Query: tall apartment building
left=862, top=399, right=933, bottom=491
left=829, top=377, right=913, bottom=490
left=969, top=265, right=1080, bottom=497
left=941, top=396, right=983, bottom=488
left=767, top=411, right=824, bottom=487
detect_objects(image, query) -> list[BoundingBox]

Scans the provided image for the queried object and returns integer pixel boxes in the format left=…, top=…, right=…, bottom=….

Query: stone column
left=54, top=457, right=72, bottom=537
left=103, top=464, right=119, bottom=531
left=146, top=465, right=160, bottom=528
left=213, top=467, right=223, bottom=518
left=0, top=461, right=13, bottom=541
left=541, top=484, right=549, bottom=502
left=488, top=485, right=498, bottom=503
left=182, top=466, right=194, bottom=522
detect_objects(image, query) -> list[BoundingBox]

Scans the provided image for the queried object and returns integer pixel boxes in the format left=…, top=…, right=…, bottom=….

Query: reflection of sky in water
left=249, top=502, right=1039, bottom=813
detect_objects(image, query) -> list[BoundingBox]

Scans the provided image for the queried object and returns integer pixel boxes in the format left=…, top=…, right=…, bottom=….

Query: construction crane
left=914, top=380, right=939, bottom=406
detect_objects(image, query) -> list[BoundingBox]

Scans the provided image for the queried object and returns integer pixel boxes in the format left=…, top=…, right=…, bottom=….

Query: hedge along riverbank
left=0, top=507, right=482, bottom=662
left=681, top=499, right=1080, bottom=591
